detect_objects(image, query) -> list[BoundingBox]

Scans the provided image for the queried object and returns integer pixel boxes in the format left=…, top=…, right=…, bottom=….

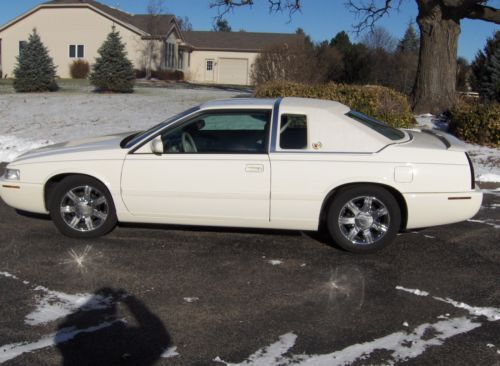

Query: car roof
left=200, top=98, right=277, bottom=110
left=199, top=97, right=351, bottom=115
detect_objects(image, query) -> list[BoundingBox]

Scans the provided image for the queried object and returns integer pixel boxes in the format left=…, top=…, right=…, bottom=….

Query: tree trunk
left=412, top=3, right=461, bottom=114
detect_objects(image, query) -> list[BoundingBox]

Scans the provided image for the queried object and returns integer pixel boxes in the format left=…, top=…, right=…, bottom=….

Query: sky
left=0, top=0, right=499, bottom=61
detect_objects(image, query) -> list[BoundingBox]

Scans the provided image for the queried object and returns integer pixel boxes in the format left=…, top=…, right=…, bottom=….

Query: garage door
left=218, top=58, right=248, bottom=85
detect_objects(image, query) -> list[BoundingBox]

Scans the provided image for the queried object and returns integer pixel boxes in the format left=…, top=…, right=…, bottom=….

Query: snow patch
left=215, top=333, right=297, bottom=366
left=161, top=346, right=179, bottom=358
left=25, top=286, right=112, bottom=326
left=0, top=322, right=119, bottom=363
left=395, top=286, right=429, bottom=297
left=0, top=272, right=19, bottom=280
left=433, top=297, right=500, bottom=321
left=183, top=297, right=199, bottom=303
left=216, top=287, right=500, bottom=365
left=268, top=260, right=283, bottom=266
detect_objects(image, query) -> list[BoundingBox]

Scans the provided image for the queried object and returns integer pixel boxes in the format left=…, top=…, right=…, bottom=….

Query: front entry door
left=121, top=109, right=272, bottom=226
left=204, top=59, right=215, bottom=82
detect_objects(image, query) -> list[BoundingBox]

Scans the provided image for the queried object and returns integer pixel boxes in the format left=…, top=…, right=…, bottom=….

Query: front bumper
left=404, top=190, right=483, bottom=229
left=0, top=180, right=48, bottom=214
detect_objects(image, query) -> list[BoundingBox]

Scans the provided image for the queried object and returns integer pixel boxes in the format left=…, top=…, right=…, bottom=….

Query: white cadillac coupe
left=0, top=98, right=482, bottom=252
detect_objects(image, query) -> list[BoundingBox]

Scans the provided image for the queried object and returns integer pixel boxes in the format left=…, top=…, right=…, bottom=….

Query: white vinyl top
left=200, top=98, right=277, bottom=110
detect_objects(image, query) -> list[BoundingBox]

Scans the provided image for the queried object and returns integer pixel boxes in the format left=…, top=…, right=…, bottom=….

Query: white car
left=0, top=97, right=482, bottom=252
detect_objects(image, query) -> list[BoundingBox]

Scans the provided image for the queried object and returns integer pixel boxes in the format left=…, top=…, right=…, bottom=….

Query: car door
left=120, top=109, right=271, bottom=227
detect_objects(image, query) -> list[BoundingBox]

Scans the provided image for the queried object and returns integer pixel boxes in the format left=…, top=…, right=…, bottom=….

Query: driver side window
left=160, top=110, right=271, bottom=154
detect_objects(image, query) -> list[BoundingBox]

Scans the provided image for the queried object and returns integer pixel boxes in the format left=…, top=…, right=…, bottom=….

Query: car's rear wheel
left=326, top=185, right=401, bottom=253
left=49, top=176, right=117, bottom=238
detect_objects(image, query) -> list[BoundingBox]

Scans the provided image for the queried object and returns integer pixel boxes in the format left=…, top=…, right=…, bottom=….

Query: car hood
left=12, top=132, right=133, bottom=164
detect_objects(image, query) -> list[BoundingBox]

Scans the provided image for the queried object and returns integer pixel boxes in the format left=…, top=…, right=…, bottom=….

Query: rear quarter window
left=346, top=111, right=405, bottom=141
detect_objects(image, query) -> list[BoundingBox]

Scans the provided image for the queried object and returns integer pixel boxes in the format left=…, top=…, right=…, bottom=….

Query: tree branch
left=346, top=0, right=403, bottom=34
left=209, top=0, right=301, bottom=20
left=465, top=3, right=500, bottom=24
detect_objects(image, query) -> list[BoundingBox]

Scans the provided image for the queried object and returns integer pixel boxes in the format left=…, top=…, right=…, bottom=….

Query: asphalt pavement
left=0, top=190, right=499, bottom=365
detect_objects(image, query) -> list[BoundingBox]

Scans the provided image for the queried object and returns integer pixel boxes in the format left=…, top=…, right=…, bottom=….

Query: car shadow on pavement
left=56, top=287, right=170, bottom=366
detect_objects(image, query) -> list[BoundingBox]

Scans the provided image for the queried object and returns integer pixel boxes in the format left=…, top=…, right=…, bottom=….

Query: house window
left=19, top=41, right=27, bottom=55
left=165, top=42, right=175, bottom=69
left=206, top=60, right=213, bottom=71
left=69, top=44, right=84, bottom=58
left=178, top=50, right=184, bottom=69
left=279, top=114, right=308, bottom=150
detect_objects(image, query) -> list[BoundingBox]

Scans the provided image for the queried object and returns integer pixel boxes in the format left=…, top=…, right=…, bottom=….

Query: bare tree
left=362, top=26, right=397, bottom=52
left=347, top=0, right=500, bottom=113
left=251, top=39, right=321, bottom=85
left=211, top=0, right=500, bottom=114
left=177, top=16, right=193, bottom=32
left=142, top=0, right=165, bottom=79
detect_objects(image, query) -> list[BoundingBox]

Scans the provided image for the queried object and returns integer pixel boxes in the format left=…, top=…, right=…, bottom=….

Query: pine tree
left=13, top=29, right=58, bottom=92
left=90, top=27, right=135, bottom=93
left=471, top=31, right=500, bottom=95
left=398, top=24, right=419, bottom=54
left=481, top=46, right=500, bottom=102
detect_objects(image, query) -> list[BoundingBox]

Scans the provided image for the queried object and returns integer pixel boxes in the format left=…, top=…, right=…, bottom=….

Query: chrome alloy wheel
left=338, top=196, right=390, bottom=246
left=59, top=185, right=109, bottom=232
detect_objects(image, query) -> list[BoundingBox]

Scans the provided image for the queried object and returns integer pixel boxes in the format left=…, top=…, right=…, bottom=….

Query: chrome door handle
left=245, top=164, right=264, bottom=173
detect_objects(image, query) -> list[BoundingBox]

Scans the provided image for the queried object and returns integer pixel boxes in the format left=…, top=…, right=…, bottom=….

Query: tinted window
left=77, top=45, right=84, bottom=58
left=280, top=114, right=307, bottom=149
left=161, top=111, right=271, bottom=154
left=69, top=45, right=76, bottom=58
left=346, top=111, right=405, bottom=141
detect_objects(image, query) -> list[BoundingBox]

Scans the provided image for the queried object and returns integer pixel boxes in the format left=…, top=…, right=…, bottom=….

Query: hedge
left=254, top=81, right=415, bottom=128
left=449, top=101, right=500, bottom=147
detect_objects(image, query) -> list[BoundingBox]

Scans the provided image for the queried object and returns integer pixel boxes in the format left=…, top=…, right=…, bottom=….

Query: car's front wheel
left=327, top=185, right=401, bottom=253
left=49, top=176, right=117, bottom=238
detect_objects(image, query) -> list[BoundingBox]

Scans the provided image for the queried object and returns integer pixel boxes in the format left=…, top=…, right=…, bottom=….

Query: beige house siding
left=188, top=50, right=259, bottom=85
left=0, top=6, right=148, bottom=78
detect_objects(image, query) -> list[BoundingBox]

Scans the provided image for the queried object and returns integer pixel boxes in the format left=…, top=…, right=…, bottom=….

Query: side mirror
left=150, top=137, right=163, bottom=155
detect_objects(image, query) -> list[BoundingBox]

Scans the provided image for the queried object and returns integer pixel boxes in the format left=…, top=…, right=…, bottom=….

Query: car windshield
left=123, top=106, right=200, bottom=149
left=346, top=110, right=406, bottom=141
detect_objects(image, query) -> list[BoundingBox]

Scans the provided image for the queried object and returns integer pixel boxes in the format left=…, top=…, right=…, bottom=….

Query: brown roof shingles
left=42, top=0, right=301, bottom=50
left=183, top=31, right=303, bottom=52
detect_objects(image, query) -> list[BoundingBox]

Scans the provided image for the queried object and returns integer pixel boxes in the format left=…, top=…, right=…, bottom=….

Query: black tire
left=326, top=185, right=401, bottom=253
left=49, top=175, right=117, bottom=238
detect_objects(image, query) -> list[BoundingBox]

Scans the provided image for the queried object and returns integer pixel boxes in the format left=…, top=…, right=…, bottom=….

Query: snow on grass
left=415, top=114, right=500, bottom=183
left=0, top=87, right=241, bottom=162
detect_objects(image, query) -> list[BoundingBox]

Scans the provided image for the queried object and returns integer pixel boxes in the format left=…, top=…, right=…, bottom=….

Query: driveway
left=0, top=189, right=499, bottom=365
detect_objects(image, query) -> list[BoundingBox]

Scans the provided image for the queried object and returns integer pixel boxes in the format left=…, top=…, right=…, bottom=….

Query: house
left=0, top=0, right=302, bottom=85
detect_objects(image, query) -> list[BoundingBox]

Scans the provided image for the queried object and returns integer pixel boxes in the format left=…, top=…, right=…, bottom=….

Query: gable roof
left=0, top=0, right=178, bottom=37
left=44, top=0, right=177, bottom=36
left=183, top=31, right=303, bottom=52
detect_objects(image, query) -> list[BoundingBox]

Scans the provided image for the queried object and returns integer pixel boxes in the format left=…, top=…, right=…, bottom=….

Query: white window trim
left=69, top=44, right=85, bottom=59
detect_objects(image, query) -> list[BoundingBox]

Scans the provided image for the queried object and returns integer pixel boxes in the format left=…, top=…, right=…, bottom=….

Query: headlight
left=5, top=169, right=20, bottom=180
